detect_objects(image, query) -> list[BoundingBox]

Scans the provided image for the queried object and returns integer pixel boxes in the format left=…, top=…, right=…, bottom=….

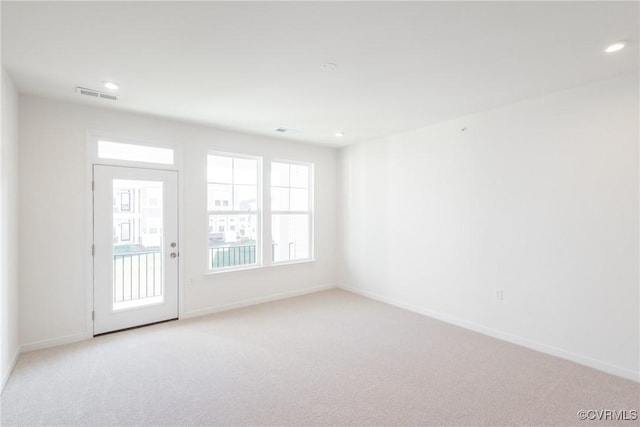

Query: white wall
left=340, top=73, right=639, bottom=380
left=1, top=67, right=20, bottom=389
left=18, top=95, right=338, bottom=347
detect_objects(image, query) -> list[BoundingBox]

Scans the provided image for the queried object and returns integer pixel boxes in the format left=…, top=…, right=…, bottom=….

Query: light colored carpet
left=1, top=289, right=638, bottom=426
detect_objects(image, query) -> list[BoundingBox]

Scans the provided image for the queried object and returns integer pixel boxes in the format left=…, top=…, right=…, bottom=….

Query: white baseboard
left=19, top=332, right=92, bottom=354
left=181, top=284, right=337, bottom=319
left=16, top=286, right=337, bottom=354
left=1, top=348, right=20, bottom=394
left=339, top=285, right=640, bottom=383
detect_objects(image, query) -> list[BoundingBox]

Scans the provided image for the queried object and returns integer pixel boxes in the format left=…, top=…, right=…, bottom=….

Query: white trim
left=92, top=166, right=179, bottom=334
left=271, top=158, right=314, bottom=167
left=18, top=286, right=334, bottom=352
left=269, top=160, right=314, bottom=263
left=271, top=256, right=315, bottom=266
left=203, top=258, right=315, bottom=276
left=207, top=210, right=259, bottom=215
left=268, top=258, right=315, bottom=268
left=206, top=151, right=263, bottom=272
left=177, top=160, right=186, bottom=320
left=263, top=159, right=272, bottom=267
left=85, top=130, right=185, bottom=336
left=1, top=348, right=20, bottom=394
left=271, top=210, right=312, bottom=214
left=19, top=332, right=92, bottom=354
left=86, top=130, right=182, bottom=171
left=85, top=135, right=95, bottom=337
left=205, top=263, right=260, bottom=275
left=181, top=284, right=336, bottom=319
left=339, top=285, right=640, bottom=383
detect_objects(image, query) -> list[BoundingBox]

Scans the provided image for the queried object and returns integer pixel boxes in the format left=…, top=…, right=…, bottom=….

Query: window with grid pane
left=207, top=153, right=261, bottom=270
left=271, top=161, right=313, bottom=263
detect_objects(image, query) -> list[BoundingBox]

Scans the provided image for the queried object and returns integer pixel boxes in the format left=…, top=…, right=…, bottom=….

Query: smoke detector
left=321, top=63, right=337, bottom=72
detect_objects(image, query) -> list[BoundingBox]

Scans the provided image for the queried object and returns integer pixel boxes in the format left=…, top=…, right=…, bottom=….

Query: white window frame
left=86, top=131, right=181, bottom=171
left=270, top=159, right=314, bottom=265
left=206, top=151, right=263, bottom=273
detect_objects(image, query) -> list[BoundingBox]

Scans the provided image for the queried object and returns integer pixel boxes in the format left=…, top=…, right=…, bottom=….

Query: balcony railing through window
left=209, top=245, right=256, bottom=269
left=113, top=250, right=162, bottom=303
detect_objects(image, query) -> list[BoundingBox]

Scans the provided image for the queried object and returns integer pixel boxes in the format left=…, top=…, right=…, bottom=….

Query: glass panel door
left=93, top=166, right=178, bottom=335
left=112, top=179, right=164, bottom=311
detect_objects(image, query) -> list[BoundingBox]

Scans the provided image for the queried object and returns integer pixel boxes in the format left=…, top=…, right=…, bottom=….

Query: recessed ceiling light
left=335, top=132, right=344, bottom=138
left=103, top=81, right=120, bottom=90
left=321, top=63, right=337, bottom=72
left=604, top=41, right=627, bottom=53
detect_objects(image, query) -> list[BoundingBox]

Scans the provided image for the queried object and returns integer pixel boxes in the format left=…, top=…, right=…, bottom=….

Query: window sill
left=205, top=259, right=315, bottom=276
left=270, top=258, right=315, bottom=268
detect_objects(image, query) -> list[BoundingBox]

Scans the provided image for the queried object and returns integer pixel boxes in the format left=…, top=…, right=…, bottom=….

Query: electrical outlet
left=495, top=289, right=504, bottom=301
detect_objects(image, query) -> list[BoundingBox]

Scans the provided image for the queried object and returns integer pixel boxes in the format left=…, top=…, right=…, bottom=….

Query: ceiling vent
left=274, top=128, right=300, bottom=135
left=76, top=87, right=118, bottom=101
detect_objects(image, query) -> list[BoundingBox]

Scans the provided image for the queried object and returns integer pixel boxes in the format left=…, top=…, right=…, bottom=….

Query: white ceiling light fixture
left=103, top=81, right=120, bottom=90
left=335, top=132, right=345, bottom=138
left=603, top=41, right=627, bottom=53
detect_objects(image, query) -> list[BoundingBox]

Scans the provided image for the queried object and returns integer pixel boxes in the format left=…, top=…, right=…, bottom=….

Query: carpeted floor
left=1, top=289, right=638, bottom=426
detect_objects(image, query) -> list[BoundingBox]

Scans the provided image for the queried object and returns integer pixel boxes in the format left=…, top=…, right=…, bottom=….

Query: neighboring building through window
left=271, top=161, right=313, bottom=263
left=207, top=153, right=260, bottom=270
left=112, top=182, right=163, bottom=248
left=120, top=221, right=131, bottom=241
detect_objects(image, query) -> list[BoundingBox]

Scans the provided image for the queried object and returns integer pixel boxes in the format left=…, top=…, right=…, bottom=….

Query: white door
left=93, top=165, right=179, bottom=335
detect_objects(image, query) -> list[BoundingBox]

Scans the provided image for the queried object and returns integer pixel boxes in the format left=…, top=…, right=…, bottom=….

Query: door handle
left=170, top=242, right=178, bottom=258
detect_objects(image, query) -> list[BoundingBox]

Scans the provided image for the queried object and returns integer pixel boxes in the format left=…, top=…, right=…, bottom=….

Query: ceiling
left=2, top=1, right=638, bottom=147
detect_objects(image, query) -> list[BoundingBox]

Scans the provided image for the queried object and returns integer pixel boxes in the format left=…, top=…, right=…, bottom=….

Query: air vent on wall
left=76, top=87, right=118, bottom=101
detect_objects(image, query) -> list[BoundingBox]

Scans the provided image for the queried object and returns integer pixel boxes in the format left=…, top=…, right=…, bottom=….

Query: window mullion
left=208, top=210, right=256, bottom=215
left=287, top=164, right=292, bottom=211
left=271, top=210, right=309, bottom=215
left=231, top=158, right=235, bottom=210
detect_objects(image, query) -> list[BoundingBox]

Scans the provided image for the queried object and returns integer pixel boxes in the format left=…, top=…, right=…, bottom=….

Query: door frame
left=85, top=130, right=185, bottom=336
left=92, top=165, right=179, bottom=334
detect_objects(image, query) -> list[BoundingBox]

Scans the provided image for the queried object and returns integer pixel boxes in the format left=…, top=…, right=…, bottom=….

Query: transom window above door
left=98, top=140, right=174, bottom=165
